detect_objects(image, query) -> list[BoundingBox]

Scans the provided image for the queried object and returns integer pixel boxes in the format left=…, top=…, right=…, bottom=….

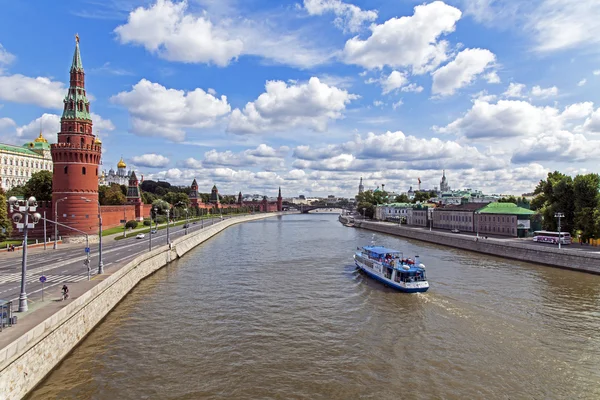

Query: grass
left=0, top=239, right=37, bottom=247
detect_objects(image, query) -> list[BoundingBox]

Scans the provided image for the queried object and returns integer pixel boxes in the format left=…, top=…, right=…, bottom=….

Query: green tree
left=413, top=191, right=434, bottom=203
left=573, top=173, right=600, bottom=240
left=152, top=199, right=170, bottom=214
left=531, top=171, right=575, bottom=232
left=499, top=195, right=518, bottom=204
left=22, top=170, right=53, bottom=201
left=0, top=189, right=12, bottom=241
left=357, top=201, right=375, bottom=218
left=395, top=193, right=410, bottom=203
left=164, top=192, right=189, bottom=207
left=99, top=184, right=126, bottom=205
left=6, top=185, right=26, bottom=198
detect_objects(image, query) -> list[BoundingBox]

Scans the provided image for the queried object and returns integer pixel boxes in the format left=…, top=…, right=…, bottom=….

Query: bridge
left=288, top=204, right=354, bottom=214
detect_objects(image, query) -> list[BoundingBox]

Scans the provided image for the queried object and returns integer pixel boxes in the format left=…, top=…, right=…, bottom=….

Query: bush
left=125, top=220, right=138, bottom=229
left=143, top=220, right=151, bottom=226
left=155, top=216, right=167, bottom=224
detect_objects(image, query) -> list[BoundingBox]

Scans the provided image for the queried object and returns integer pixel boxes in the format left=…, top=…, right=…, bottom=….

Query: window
left=64, top=166, right=68, bottom=174
left=79, top=126, right=84, bottom=133
left=81, top=138, right=84, bottom=147
left=67, top=137, right=71, bottom=144
left=95, top=168, right=98, bottom=176
left=82, top=167, right=86, bottom=175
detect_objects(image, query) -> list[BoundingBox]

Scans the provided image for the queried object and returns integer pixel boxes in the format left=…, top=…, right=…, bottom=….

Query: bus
left=532, top=231, right=571, bottom=245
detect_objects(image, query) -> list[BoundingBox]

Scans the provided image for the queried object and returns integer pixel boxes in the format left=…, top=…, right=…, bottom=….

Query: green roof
left=23, top=141, right=51, bottom=151
left=381, top=203, right=412, bottom=208
left=478, top=202, right=535, bottom=215
left=0, top=143, right=44, bottom=157
left=71, top=39, right=83, bottom=72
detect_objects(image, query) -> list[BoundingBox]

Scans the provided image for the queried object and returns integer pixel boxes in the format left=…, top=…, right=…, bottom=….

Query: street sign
left=85, top=247, right=90, bottom=253
left=39, top=276, right=46, bottom=283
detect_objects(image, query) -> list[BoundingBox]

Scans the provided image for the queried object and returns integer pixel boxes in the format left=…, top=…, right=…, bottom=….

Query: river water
left=29, top=214, right=600, bottom=399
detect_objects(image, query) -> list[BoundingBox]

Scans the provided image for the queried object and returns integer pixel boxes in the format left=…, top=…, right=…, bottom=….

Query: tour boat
left=354, top=246, right=429, bottom=293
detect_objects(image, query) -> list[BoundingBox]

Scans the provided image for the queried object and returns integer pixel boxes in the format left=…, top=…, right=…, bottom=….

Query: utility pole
left=555, top=212, right=565, bottom=249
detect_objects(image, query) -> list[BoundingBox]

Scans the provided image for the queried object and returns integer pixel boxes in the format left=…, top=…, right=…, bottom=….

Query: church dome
left=117, top=157, right=127, bottom=168
left=34, top=132, right=48, bottom=143
left=94, top=136, right=102, bottom=145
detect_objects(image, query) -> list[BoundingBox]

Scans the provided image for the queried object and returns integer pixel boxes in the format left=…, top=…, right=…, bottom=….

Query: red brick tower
left=277, top=187, right=283, bottom=212
left=126, top=171, right=144, bottom=221
left=51, top=35, right=102, bottom=236
left=189, top=178, right=201, bottom=208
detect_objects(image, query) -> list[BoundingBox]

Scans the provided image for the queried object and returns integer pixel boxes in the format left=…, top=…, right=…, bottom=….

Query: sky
left=0, top=0, right=599, bottom=198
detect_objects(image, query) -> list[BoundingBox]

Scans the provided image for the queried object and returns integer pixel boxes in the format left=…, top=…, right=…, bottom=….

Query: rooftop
left=478, top=202, right=535, bottom=215
left=438, top=202, right=490, bottom=212
left=0, top=143, right=46, bottom=157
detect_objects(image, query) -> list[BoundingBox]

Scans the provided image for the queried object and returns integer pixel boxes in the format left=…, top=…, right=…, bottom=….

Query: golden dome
left=34, top=132, right=48, bottom=143
left=117, top=157, right=127, bottom=169
left=94, top=136, right=102, bottom=145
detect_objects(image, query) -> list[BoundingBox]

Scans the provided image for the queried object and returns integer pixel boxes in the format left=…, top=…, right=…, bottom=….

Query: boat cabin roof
left=362, top=246, right=401, bottom=256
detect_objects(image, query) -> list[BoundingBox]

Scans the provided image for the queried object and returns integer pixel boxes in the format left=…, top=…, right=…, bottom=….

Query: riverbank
left=0, top=213, right=282, bottom=400
left=343, top=216, right=600, bottom=275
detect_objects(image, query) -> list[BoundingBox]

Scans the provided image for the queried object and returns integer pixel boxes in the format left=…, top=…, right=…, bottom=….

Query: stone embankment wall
left=343, top=217, right=600, bottom=275
left=0, top=213, right=280, bottom=400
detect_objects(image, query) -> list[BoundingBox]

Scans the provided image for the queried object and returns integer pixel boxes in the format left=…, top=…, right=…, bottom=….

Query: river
left=29, top=214, right=600, bottom=399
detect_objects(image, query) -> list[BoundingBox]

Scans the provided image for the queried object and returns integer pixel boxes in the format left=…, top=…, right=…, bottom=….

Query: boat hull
left=354, top=256, right=429, bottom=293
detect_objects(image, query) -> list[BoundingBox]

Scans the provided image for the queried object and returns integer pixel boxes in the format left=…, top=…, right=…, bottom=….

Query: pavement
left=0, top=215, right=229, bottom=342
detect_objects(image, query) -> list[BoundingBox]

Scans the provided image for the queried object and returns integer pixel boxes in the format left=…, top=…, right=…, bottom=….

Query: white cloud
left=115, top=0, right=330, bottom=68
left=114, top=0, right=243, bottom=67
left=561, top=102, right=594, bottom=121
left=472, top=90, right=496, bottom=102
left=512, top=130, right=600, bottom=163
left=484, top=71, right=500, bottom=83
left=0, top=43, right=15, bottom=71
left=392, top=100, right=403, bottom=109
left=401, top=83, right=424, bottom=93
left=131, top=154, right=171, bottom=167
left=302, top=0, right=378, bottom=33
left=228, top=77, right=358, bottom=134
left=110, top=78, right=231, bottom=142
left=594, top=70, right=600, bottom=76
left=431, top=48, right=497, bottom=96
left=0, top=74, right=65, bottom=108
left=530, top=0, right=600, bottom=53
left=381, top=71, right=408, bottom=94
left=438, top=99, right=560, bottom=139
left=577, top=78, right=587, bottom=87
left=530, top=85, right=558, bottom=98
left=200, top=144, right=288, bottom=169
left=583, top=107, right=600, bottom=133
left=373, top=100, right=384, bottom=107
left=503, top=82, right=526, bottom=98
left=343, top=1, right=462, bottom=73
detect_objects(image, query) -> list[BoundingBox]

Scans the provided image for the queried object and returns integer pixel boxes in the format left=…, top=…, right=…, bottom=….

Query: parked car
left=150, top=229, right=157, bottom=234
left=136, top=233, right=145, bottom=239
left=183, top=224, right=189, bottom=229
left=450, top=229, right=460, bottom=233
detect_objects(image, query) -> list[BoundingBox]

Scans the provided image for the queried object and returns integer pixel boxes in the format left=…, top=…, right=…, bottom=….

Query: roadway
left=0, top=216, right=228, bottom=305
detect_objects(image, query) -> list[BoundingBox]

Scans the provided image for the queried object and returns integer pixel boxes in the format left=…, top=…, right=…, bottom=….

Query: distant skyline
left=1, top=0, right=599, bottom=197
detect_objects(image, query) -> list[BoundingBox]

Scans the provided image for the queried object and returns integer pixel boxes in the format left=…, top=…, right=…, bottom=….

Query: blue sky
left=0, top=0, right=599, bottom=197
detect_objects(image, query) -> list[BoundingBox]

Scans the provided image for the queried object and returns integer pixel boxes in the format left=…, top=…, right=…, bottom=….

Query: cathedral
left=99, top=157, right=136, bottom=186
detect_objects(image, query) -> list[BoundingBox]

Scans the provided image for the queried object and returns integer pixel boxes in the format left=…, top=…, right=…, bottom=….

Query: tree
left=499, top=195, right=518, bottom=204
left=164, top=192, right=189, bottom=207
left=531, top=171, right=575, bottom=232
left=125, top=220, right=138, bottom=229
left=573, top=173, right=600, bottom=240
left=0, top=189, right=12, bottom=241
left=6, top=185, right=26, bottom=198
left=413, top=191, right=433, bottom=203
left=357, top=201, right=374, bottom=219
left=152, top=199, right=170, bottom=215
left=395, top=194, right=410, bottom=203
left=99, top=184, right=126, bottom=205
left=22, top=170, right=53, bottom=201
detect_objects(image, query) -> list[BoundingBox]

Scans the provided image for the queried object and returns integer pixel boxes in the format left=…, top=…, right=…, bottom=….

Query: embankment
left=345, top=217, right=600, bottom=275
left=0, top=213, right=280, bottom=400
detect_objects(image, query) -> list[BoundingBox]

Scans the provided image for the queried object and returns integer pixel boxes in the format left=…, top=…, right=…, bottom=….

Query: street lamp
left=362, top=207, right=366, bottom=219
left=555, top=212, right=565, bottom=249
left=475, top=211, right=480, bottom=238
left=54, top=197, right=67, bottom=249
left=166, top=208, right=171, bottom=245
left=8, top=196, right=41, bottom=312
left=184, top=208, right=189, bottom=234
left=81, top=197, right=103, bottom=274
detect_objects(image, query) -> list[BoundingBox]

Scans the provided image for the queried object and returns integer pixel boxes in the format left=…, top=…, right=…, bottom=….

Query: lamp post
left=81, top=197, right=103, bottom=274
left=54, top=197, right=67, bottom=249
left=555, top=212, right=565, bottom=249
left=8, top=196, right=41, bottom=312
left=166, top=208, right=171, bottom=245
left=475, top=211, right=480, bottom=238
left=362, top=207, right=366, bottom=219
left=184, top=208, right=189, bottom=234
left=201, top=207, right=204, bottom=229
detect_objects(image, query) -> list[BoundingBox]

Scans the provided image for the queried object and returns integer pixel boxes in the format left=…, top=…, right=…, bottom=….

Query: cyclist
left=61, top=285, right=69, bottom=301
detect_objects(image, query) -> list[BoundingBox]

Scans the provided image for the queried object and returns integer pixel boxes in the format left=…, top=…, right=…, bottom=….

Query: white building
left=0, top=133, right=53, bottom=191
left=100, top=157, right=134, bottom=186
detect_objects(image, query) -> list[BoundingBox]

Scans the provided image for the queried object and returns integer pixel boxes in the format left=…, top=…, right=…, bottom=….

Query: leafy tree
left=0, top=189, right=12, bottom=241
left=395, top=194, right=410, bottom=203
left=119, top=184, right=127, bottom=197
left=6, top=185, right=26, bottom=198
left=531, top=171, right=575, bottom=232
left=152, top=199, right=170, bottom=214
left=573, top=173, right=600, bottom=240
left=164, top=192, right=189, bottom=207
left=142, top=191, right=158, bottom=205
left=125, top=220, right=138, bottom=229
left=99, top=184, right=126, bottom=205
left=499, top=195, right=518, bottom=204
left=22, top=170, right=53, bottom=201
left=413, top=191, right=435, bottom=203
left=357, top=201, right=375, bottom=219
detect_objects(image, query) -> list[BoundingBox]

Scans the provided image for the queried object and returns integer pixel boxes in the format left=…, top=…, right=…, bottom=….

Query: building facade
left=432, top=203, right=489, bottom=232
left=50, top=35, right=103, bottom=236
left=100, top=157, right=134, bottom=186
left=374, top=203, right=412, bottom=221
left=440, top=170, right=450, bottom=192
left=475, top=202, right=536, bottom=237
left=1, top=133, right=53, bottom=190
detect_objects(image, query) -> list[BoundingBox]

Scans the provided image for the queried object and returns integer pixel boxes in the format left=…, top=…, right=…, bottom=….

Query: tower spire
left=71, top=33, right=83, bottom=72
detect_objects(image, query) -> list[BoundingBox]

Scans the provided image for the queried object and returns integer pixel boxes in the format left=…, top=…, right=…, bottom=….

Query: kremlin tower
left=51, top=35, right=102, bottom=237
